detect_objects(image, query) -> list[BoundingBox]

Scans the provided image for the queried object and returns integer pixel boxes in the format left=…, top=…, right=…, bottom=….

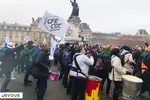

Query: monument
left=65, top=0, right=81, bottom=42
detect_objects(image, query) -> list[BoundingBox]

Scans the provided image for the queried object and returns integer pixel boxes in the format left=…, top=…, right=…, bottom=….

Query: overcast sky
left=0, top=0, right=150, bottom=34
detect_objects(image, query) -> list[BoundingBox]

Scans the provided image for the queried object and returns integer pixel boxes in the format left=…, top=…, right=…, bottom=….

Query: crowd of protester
left=0, top=40, right=150, bottom=100
left=0, top=41, right=50, bottom=100
left=54, top=42, right=150, bottom=100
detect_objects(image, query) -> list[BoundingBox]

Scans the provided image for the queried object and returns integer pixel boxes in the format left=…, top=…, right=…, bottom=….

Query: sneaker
left=11, top=77, right=16, bottom=80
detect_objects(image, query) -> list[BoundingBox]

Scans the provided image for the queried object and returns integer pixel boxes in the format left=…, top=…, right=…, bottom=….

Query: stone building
left=79, top=23, right=92, bottom=43
left=0, top=18, right=50, bottom=44
left=91, top=30, right=150, bottom=46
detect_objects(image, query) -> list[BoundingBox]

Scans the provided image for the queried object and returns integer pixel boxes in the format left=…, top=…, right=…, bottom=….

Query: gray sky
left=0, top=0, right=150, bottom=34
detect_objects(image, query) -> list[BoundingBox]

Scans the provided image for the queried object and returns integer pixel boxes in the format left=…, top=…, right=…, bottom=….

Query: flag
left=43, top=38, right=46, bottom=44
left=24, top=35, right=31, bottom=42
left=2, top=36, right=10, bottom=47
left=38, top=12, right=69, bottom=38
left=49, top=36, right=58, bottom=60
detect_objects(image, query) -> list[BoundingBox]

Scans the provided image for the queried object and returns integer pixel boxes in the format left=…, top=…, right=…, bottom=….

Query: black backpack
left=120, top=52, right=130, bottom=66
left=62, top=50, right=72, bottom=67
left=54, top=48, right=59, bottom=61
left=103, top=55, right=112, bottom=73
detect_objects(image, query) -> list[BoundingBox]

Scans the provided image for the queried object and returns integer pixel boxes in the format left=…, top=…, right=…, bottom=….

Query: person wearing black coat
left=0, top=42, right=24, bottom=92
left=35, top=42, right=50, bottom=100
left=89, top=46, right=98, bottom=76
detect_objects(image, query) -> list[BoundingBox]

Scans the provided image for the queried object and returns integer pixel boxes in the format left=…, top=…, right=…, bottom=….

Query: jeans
left=1, top=72, right=11, bottom=92
left=24, top=64, right=30, bottom=82
left=101, top=73, right=111, bottom=95
left=59, top=63, right=64, bottom=81
left=113, top=81, right=122, bottom=100
left=67, top=76, right=73, bottom=93
left=71, top=77, right=87, bottom=100
left=62, top=66, right=70, bottom=87
left=18, top=64, right=24, bottom=74
left=37, top=76, right=48, bottom=100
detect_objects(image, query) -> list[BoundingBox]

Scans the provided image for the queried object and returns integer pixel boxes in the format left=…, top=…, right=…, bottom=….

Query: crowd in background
left=54, top=42, right=150, bottom=100
left=0, top=40, right=150, bottom=100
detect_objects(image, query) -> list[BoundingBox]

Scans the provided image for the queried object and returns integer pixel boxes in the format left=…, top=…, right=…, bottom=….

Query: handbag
left=30, top=65, right=41, bottom=78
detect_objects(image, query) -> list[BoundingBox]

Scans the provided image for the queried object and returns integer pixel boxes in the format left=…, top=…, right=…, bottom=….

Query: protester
left=62, top=43, right=72, bottom=88
left=121, top=46, right=135, bottom=74
left=35, top=42, right=50, bottom=100
left=109, top=48, right=130, bottom=100
left=0, top=42, right=24, bottom=92
left=58, top=44, right=65, bottom=81
left=141, top=45, right=150, bottom=95
left=66, top=42, right=79, bottom=95
left=69, top=45, right=94, bottom=100
left=23, top=41, right=35, bottom=86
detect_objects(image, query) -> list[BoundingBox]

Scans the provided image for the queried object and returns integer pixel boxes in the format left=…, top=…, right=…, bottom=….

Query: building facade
left=0, top=18, right=51, bottom=45
left=91, top=31, right=150, bottom=46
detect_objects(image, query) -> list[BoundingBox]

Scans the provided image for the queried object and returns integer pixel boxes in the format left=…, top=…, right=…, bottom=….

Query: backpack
left=30, top=49, right=41, bottom=78
left=54, top=48, right=59, bottom=61
left=120, top=52, right=130, bottom=66
left=62, top=50, right=72, bottom=67
left=103, top=55, right=112, bottom=73
left=95, top=58, right=103, bottom=70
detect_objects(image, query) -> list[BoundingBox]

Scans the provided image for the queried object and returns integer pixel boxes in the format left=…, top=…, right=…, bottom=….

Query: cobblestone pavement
left=0, top=66, right=150, bottom=100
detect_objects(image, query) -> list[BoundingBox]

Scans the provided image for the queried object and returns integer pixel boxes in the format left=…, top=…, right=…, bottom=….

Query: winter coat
left=22, top=45, right=35, bottom=64
left=109, top=55, right=127, bottom=81
left=0, top=45, right=24, bottom=73
left=35, top=49, right=50, bottom=77
left=69, top=53, right=94, bottom=78
left=121, top=50, right=135, bottom=73
left=91, top=50, right=98, bottom=67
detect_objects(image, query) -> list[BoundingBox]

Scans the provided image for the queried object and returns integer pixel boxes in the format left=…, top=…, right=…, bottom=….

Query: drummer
left=109, top=48, right=131, bottom=100
left=69, top=45, right=94, bottom=100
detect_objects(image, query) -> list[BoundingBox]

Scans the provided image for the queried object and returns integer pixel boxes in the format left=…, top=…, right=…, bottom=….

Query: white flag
left=24, top=35, right=31, bottom=42
left=38, top=12, right=69, bottom=38
left=43, top=38, right=46, bottom=44
left=49, top=36, right=58, bottom=60
left=5, top=36, right=10, bottom=44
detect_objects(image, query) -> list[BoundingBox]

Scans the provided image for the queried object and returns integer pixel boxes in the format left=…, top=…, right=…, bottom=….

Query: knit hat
left=27, top=41, right=34, bottom=46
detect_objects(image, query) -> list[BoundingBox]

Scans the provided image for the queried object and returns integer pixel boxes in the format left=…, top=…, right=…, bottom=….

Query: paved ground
left=0, top=66, right=150, bottom=100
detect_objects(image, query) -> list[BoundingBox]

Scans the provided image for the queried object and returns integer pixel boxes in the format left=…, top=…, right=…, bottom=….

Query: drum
left=48, top=72, right=58, bottom=81
left=122, top=75, right=143, bottom=100
left=85, top=75, right=102, bottom=100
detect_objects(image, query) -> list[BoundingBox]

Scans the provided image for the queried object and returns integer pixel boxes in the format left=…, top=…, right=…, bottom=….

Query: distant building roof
left=80, top=23, right=91, bottom=30
left=0, top=22, right=30, bottom=27
left=136, top=29, right=149, bottom=36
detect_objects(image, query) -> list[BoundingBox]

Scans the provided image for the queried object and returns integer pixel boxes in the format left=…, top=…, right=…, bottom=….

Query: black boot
left=24, top=80, right=32, bottom=86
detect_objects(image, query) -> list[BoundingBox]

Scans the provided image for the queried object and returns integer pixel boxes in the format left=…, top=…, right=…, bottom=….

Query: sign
left=38, top=12, right=69, bottom=38
left=0, top=92, right=23, bottom=99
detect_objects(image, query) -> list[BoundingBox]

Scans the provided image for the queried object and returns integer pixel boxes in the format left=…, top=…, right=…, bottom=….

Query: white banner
left=49, top=36, right=58, bottom=60
left=24, top=35, right=31, bottom=42
left=38, top=12, right=69, bottom=38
